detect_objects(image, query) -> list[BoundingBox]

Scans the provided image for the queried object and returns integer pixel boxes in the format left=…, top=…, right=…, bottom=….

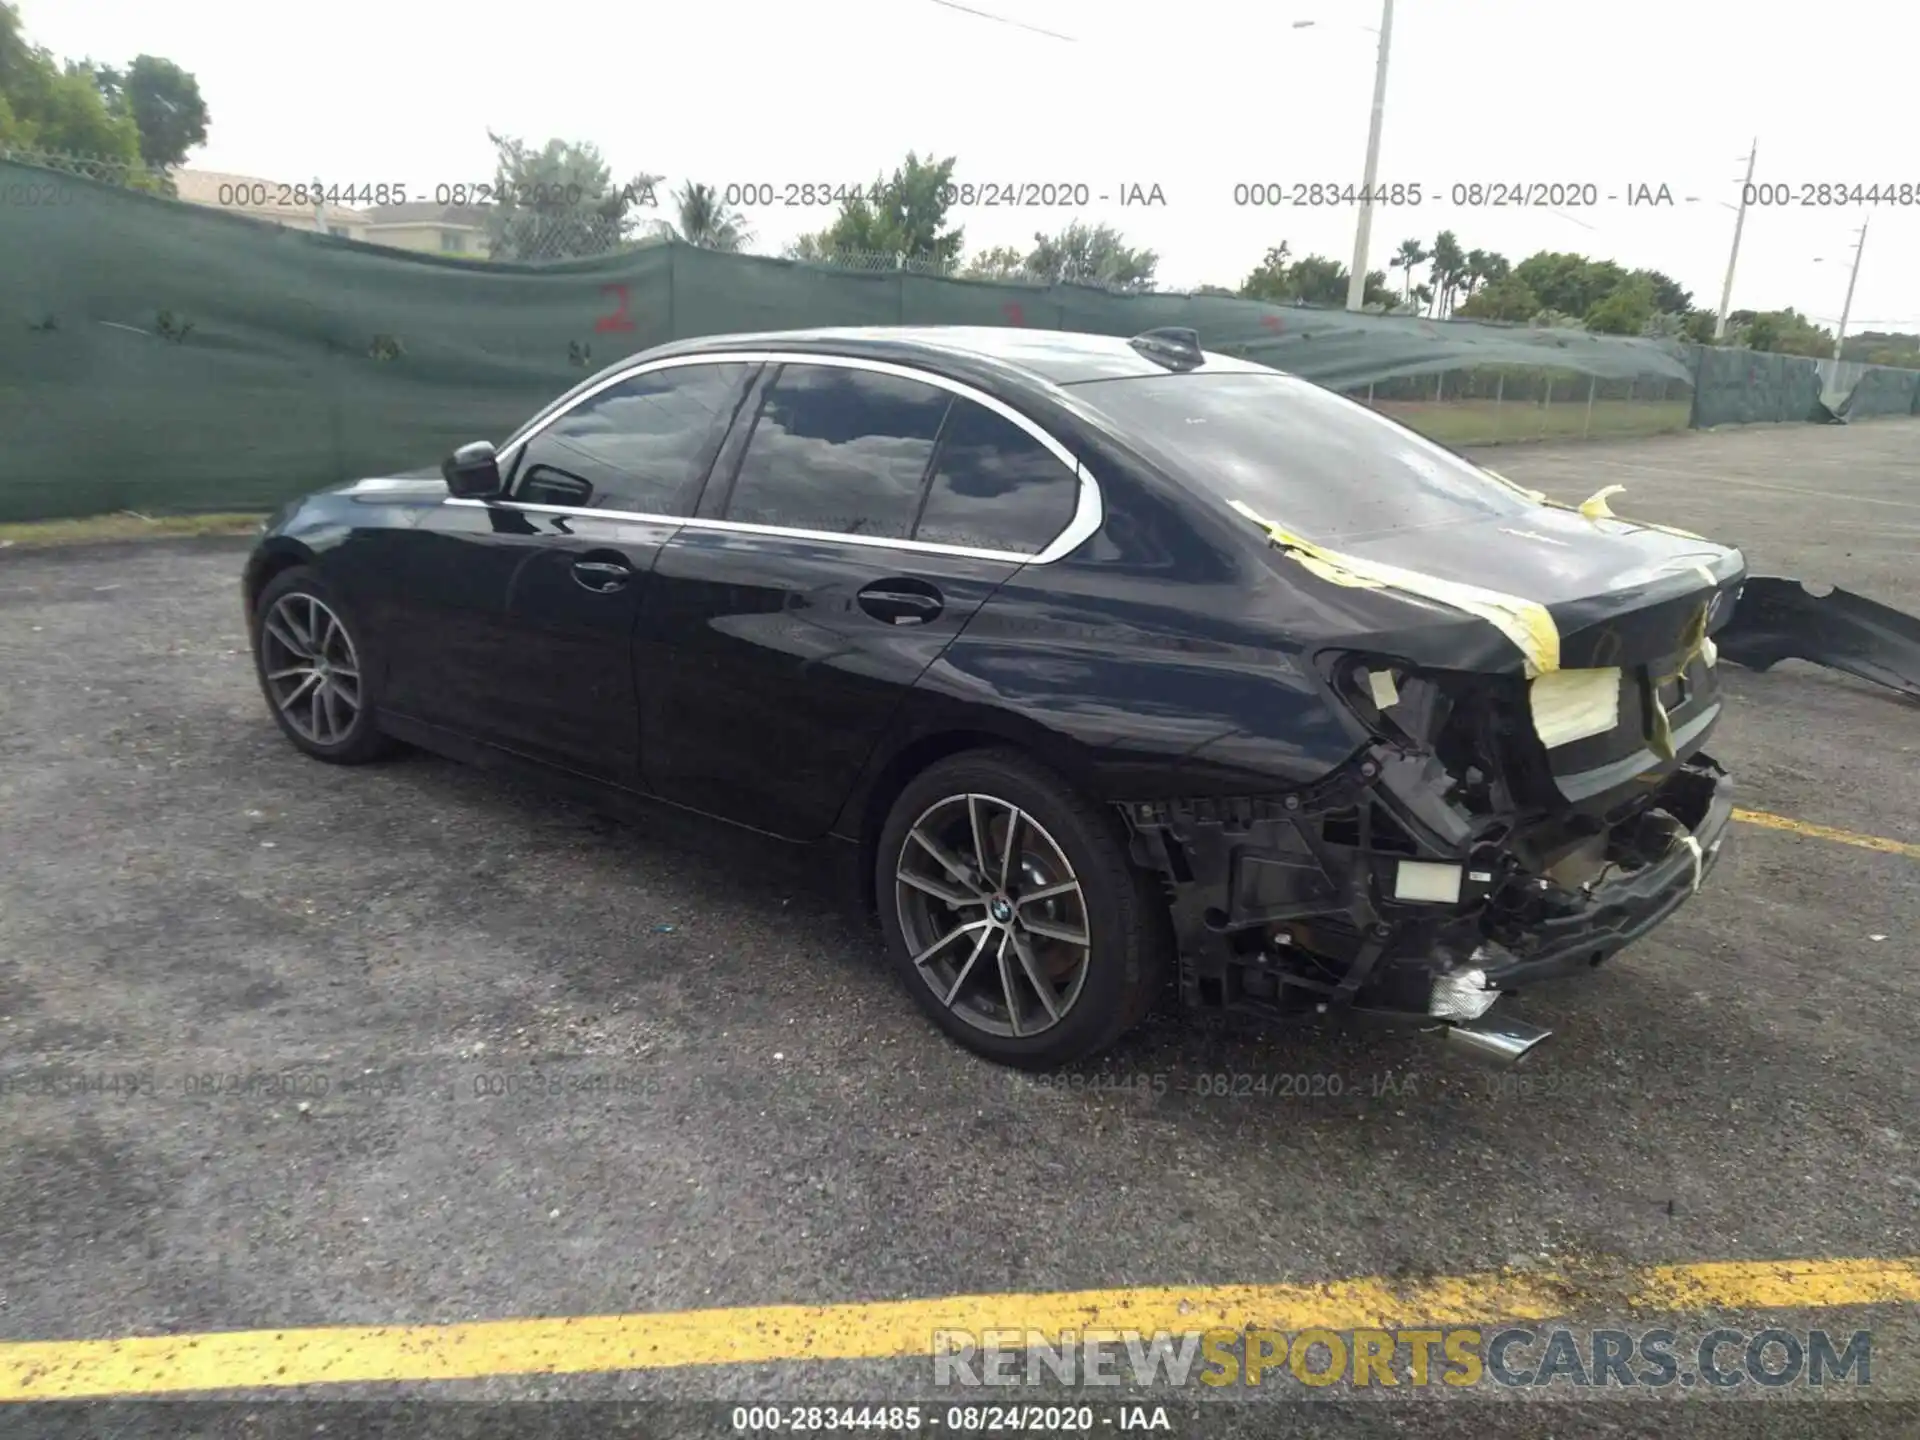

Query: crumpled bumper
left=1122, top=751, right=1734, bottom=1021
left=1716, top=576, right=1920, bottom=700
left=1475, top=759, right=1734, bottom=990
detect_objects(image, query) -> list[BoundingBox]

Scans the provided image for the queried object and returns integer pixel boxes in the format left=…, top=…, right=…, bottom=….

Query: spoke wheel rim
left=260, top=592, right=363, bottom=746
left=894, top=792, right=1091, bottom=1039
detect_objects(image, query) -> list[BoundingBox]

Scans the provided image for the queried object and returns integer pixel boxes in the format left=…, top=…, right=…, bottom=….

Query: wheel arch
left=243, top=538, right=318, bottom=615
left=841, top=720, right=1102, bottom=916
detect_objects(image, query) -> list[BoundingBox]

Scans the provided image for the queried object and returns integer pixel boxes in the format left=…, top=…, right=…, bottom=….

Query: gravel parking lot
left=2, top=420, right=1917, bottom=1423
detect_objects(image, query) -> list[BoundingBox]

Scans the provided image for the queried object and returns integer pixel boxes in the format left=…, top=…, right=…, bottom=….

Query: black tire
left=876, top=747, right=1170, bottom=1070
left=250, top=565, right=400, bottom=764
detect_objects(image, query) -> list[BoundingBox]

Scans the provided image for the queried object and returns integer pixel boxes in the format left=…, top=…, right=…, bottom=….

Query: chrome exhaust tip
left=1446, top=1014, right=1553, bottom=1068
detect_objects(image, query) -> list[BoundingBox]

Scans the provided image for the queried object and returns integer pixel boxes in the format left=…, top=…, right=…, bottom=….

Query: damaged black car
left=243, top=325, right=1742, bottom=1070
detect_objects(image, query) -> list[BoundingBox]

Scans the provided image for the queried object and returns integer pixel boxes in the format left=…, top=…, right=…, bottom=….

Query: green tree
left=1239, top=243, right=1389, bottom=308
left=1239, top=241, right=1293, bottom=299
left=1460, top=247, right=1509, bottom=300
left=1584, top=275, right=1657, bottom=334
left=1843, top=330, right=1920, bottom=366
left=123, top=55, right=206, bottom=167
left=794, top=151, right=964, bottom=267
left=960, top=245, right=1030, bottom=281
left=1511, top=252, right=1628, bottom=318
left=1631, top=268, right=1692, bottom=317
left=1284, top=255, right=1351, bottom=306
left=1456, top=273, right=1538, bottom=322
left=1023, top=221, right=1157, bottom=291
left=0, top=1, right=29, bottom=88
left=86, top=55, right=207, bottom=168
left=1427, top=230, right=1466, bottom=316
left=483, top=131, right=661, bottom=260
left=1389, top=237, right=1428, bottom=304
left=1737, top=308, right=1833, bottom=357
left=1740, top=314, right=1782, bottom=351
left=0, top=6, right=140, bottom=159
left=660, top=180, right=751, bottom=251
left=1680, top=311, right=1718, bottom=344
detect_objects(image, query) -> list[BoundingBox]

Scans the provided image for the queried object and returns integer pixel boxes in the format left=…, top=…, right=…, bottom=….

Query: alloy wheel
left=259, top=592, right=363, bottom=746
left=894, top=793, right=1092, bottom=1038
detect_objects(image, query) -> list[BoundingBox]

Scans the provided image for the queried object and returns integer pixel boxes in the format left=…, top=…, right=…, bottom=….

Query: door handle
left=857, top=581, right=944, bottom=626
left=571, top=559, right=632, bottom=593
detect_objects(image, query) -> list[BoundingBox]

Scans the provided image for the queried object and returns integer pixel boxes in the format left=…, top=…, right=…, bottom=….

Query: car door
left=634, top=358, right=1084, bottom=840
left=378, top=358, right=757, bottom=784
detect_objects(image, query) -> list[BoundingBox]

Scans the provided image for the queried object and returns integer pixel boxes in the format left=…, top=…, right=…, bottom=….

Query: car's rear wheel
left=876, top=749, right=1169, bottom=1069
left=251, top=566, right=398, bottom=764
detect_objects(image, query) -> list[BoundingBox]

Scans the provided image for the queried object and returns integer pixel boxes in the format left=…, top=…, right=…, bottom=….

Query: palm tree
left=660, top=181, right=753, bottom=252
left=1427, top=231, right=1465, bottom=317
left=1390, top=238, right=1428, bottom=305
left=1457, top=248, right=1509, bottom=307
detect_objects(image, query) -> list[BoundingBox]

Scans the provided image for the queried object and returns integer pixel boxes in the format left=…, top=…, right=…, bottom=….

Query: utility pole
left=1345, top=0, right=1394, bottom=312
left=1712, top=140, right=1757, bottom=340
left=1833, top=216, right=1869, bottom=360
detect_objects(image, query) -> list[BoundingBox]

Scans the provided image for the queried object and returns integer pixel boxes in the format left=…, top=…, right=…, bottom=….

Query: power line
left=921, top=0, right=1077, bottom=41
left=1807, top=318, right=1920, bottom=330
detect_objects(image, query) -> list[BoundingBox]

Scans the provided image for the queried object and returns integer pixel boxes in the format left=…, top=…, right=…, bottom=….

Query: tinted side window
left=914, top=400, right=1079, bottom=554
left=724, top=364, right=950, bottom=538
left=512, top=362, right=749, bottom=514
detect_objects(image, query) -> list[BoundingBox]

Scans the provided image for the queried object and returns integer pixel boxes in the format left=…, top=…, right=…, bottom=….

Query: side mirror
left=442, top=441, right=503, bottom=498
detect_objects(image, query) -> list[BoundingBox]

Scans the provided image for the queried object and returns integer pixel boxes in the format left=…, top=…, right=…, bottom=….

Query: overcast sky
left=33, top=0, right=1920, bottom=332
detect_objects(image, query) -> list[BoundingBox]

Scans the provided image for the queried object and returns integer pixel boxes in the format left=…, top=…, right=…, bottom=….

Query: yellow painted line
left=1734, top=807, right=1920, bottom=860
left=3, top=1256, right=1917, bottom=1400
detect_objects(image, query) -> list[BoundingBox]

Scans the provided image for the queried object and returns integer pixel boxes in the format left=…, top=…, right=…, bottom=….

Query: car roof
left=648, top=325, right=1274, bottom=386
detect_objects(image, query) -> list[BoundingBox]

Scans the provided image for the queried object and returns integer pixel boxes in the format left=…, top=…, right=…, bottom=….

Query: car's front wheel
left=877, top=749, right=1169, bottom=1069
left=251, top=566, right=398, bottom=764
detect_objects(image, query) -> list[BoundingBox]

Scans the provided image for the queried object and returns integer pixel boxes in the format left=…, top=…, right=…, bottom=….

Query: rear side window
left=512, top=362, right=749, bottom=514
left=914, top=400, right=1079, bottom=555
left=724, top=364, right=951, bottom=538
left=1068, top=371, right=1535, bottom=541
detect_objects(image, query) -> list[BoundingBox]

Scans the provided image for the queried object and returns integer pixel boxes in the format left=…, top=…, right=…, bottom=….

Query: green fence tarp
left=1822, top=359, right=1920, bottom=421
left=1687, top=345, right=1827, bottom=427
left=0, top=158, right=1907, bottom=523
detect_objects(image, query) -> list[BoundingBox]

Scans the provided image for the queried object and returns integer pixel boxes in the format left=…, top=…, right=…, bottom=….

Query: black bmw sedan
left=244, top=325, right=1742, bottom=1069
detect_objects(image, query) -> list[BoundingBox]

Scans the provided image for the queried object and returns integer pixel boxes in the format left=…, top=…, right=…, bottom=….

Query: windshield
left=1068, top=370, right=1537, bottom=542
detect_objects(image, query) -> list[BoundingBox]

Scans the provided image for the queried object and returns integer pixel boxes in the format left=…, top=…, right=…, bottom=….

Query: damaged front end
left=1121, top=644, right=1735, bottom=1062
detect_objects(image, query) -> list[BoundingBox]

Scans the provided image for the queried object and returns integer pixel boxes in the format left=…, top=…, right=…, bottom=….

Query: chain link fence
left=1, top=146, right=167, bottom=191
left=1340, top=368, right=1696, bottom=445
left=774, top=244, right=1160, bottom=294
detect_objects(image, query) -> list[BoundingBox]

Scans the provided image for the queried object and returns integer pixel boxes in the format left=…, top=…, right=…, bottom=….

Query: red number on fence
left=1260, top=315, right=1284, bottom=333
left=595, top=283, right=636, bottom=333
left=1002, top=301, right=1026, bottom=326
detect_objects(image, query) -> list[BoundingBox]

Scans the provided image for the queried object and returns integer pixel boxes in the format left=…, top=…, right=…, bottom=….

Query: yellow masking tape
left=1529, top=667, right=1622, bottom=748
left=1578, top=485, right=1627, bottom=519
left=1230, top=499, right=1562, bottom=676
left=1480, top=468, right=1548, bottom=504
left=1644, top=598, right=1713, bottom=762
left=1487, top=471, right=1709, bottom=542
